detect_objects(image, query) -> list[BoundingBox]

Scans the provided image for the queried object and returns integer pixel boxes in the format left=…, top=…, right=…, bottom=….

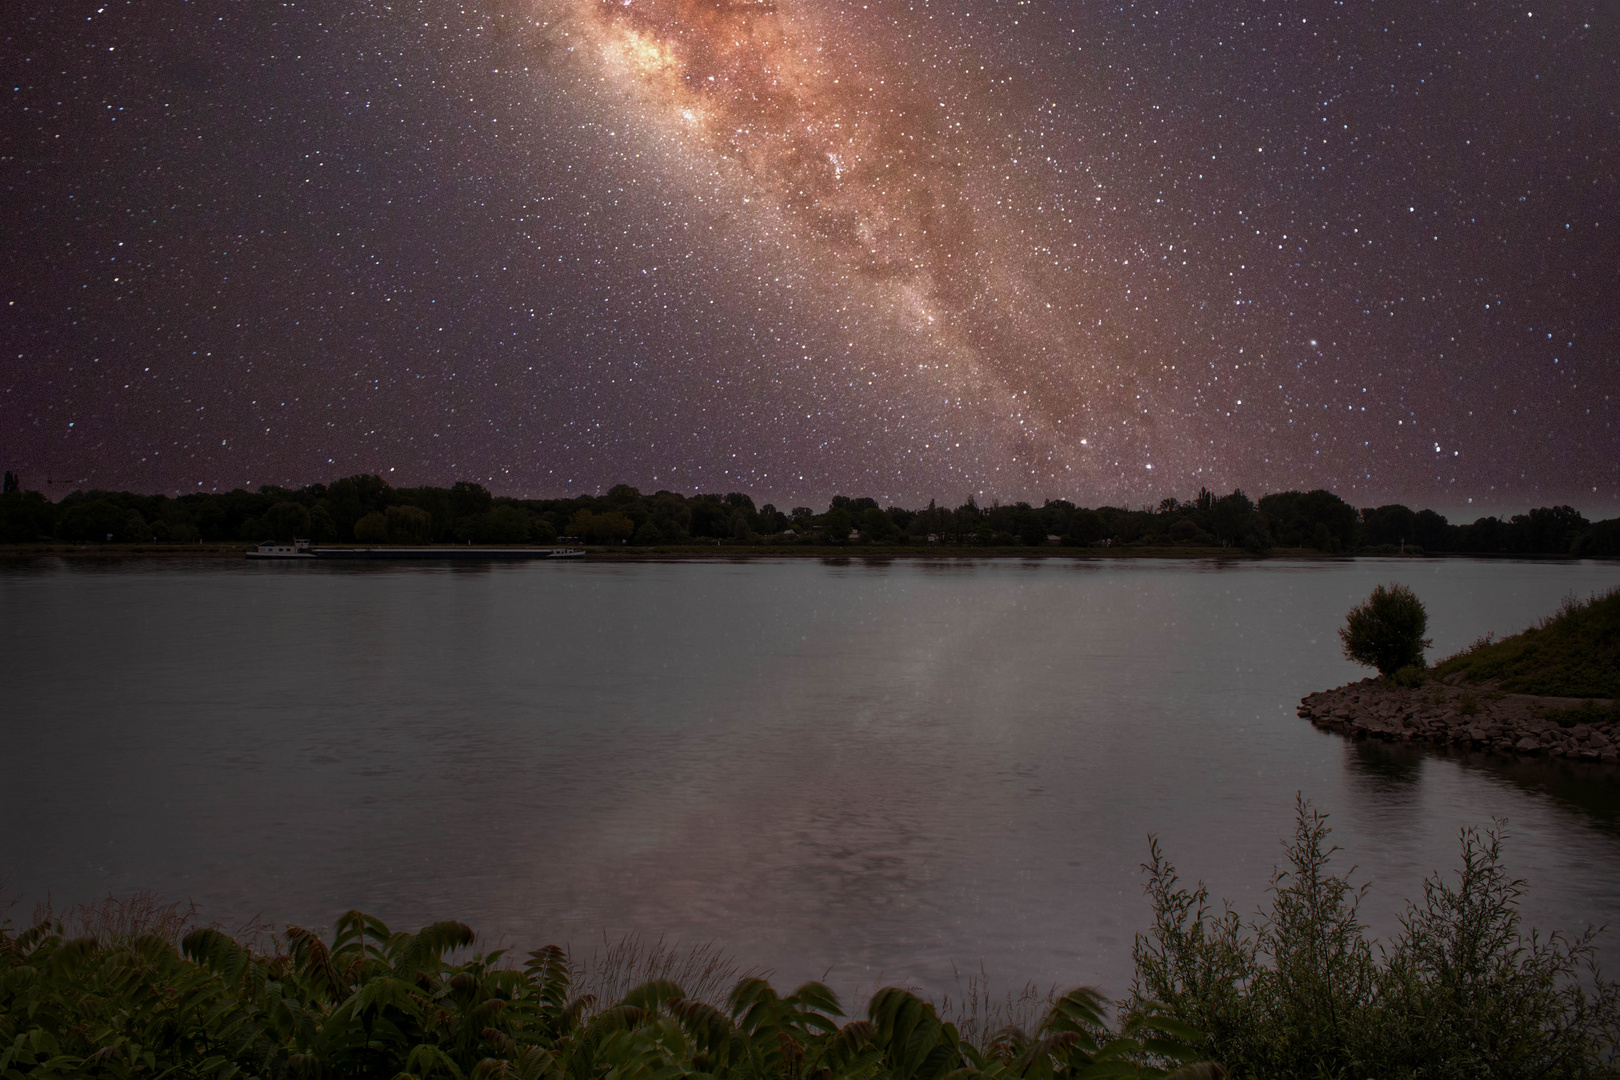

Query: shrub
left=1132, top=799, right=1620, bottom=1080
left=1339, top=583, right=1431, bottom=676
left=1392, top=664, right=1426, bottom=688
left=1546, top=699, right=1620, bottom=728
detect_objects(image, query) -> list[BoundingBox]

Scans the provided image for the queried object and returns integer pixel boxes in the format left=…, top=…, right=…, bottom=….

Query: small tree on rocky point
left=1340, top=582, right=1432, bottom=675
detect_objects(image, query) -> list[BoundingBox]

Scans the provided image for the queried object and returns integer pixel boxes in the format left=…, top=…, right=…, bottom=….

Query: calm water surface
left=3, top=556, right=1619, bottom=999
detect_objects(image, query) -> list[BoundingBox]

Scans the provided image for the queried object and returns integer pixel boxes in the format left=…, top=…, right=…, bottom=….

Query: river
left=2, top=555, right=1617, bottom=1004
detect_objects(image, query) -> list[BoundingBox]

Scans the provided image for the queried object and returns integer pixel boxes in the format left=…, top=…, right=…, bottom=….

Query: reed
left=29, top=889, right=202, bottom=947
left=571, top=929, right=764, bottom=1009
left=938, top=962, right=1059, bottom=1053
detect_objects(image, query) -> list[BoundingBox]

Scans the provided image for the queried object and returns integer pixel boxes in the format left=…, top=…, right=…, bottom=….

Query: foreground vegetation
left=0, top=915, right=1213, bottom=1080
left=1134, top=801, right=1620, bottom=1079
left=1432, top=586, right=1620, bottom=697
left=3, top=470, right=1617, bottom=555
left=5, top=804, right=1616, bottom=1078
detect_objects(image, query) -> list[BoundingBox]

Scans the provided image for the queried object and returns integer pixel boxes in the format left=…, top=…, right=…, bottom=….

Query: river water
left=2, top=556, right=1618, bottom=1002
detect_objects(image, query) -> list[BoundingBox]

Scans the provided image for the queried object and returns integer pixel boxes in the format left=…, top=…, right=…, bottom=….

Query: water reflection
left=1345, top=739, right=1427, bottom=791
left=1451, top=751, right=1620, bottom=838
left=1343, top=735, right=1620, bottom=839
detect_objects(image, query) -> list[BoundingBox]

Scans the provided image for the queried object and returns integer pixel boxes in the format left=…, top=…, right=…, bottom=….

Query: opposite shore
left=0, top=542, right=1608, bottom=561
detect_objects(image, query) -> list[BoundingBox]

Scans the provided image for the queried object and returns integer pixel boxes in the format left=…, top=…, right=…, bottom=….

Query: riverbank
left=0, top=542, right=1569, bottom=561
left=1299, top=676, right=1619, bottom=763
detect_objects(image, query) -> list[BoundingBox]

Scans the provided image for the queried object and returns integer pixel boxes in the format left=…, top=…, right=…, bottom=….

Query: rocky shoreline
left=1298, top=677, right=1619, bottom=764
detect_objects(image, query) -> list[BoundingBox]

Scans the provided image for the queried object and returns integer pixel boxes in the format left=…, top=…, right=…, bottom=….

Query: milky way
left=2, top=0, right=1616, bottom=513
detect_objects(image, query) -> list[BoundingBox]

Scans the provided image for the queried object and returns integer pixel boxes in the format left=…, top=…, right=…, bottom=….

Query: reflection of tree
left=1452, top=752, right=1620, bottom=840
left=1345, top=739, right=1426, bottom=793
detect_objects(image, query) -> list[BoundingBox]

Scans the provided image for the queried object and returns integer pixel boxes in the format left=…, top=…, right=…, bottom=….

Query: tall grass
left=29, top=890, right=203, bottom=947
left=937, top=962, right=1059, bottom=1053
left=571, top=930, right=763, bottom=1009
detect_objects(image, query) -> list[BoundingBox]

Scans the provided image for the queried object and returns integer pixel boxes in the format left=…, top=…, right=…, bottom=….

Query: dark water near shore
left=3, top=556, right=1619, bottom=1000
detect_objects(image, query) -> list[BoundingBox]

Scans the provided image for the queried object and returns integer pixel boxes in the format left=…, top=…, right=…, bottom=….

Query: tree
left=822, top=507, right=853, bottom=542
left=57, top=499, right=128, bottom=542
left=1065, top=509, right=1106, bottom=546
left=265, top=501, right=312, bottom=541
left=1211, top=490, right=1269, bottom=550
left=1411, top=508, right=1451, bottom=552
left=463, top=506, right=537, bottom=543
left=861, top=506, right=899, bottom=543
left=353, top=512, right=389, bottom=543
left=385, top=504, right=433, bottom=544
left=688, top=499, right=730, bottom=538
left=1019, top=511, right=1049, bottom=546
left=1258, top=490, right=1358, bottom=550
left=449, top=480, right=494, bottom=519
left=1508, top=505, right=1587, bottom=554
left=567, top=509, right=634, bottom=545
left=1339, top=583, right=1431, bottom=675
left=1360, top=504, right=1417, bottom=548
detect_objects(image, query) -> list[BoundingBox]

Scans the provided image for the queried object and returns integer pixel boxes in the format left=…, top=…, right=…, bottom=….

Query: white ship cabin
left=250, top=538, right=314, bottom=558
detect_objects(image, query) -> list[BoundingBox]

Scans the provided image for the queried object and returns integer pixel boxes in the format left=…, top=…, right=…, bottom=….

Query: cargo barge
left=248, top=540, right=583, bottom=560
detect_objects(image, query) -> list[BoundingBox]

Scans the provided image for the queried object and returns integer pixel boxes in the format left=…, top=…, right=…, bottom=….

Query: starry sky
left=3, top=0, right=1616, bottom=514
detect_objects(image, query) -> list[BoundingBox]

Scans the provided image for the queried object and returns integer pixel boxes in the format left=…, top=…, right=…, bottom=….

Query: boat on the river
left=246, top=541, right=583, bottom=561
left=313, top=546, right=584, bottom=561
left=247, top=539, right=316, bottom=559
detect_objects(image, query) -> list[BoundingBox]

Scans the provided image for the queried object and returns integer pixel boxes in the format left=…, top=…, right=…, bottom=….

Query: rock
left=1297, top=681, right=1620, bottom=769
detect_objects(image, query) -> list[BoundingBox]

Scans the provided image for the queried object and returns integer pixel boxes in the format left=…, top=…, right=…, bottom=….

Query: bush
left=1547, top=699, right=1620, bottom=728
left=1339, top=583, right=1431, bottom=676
left=1132, top=799, right=1620, bottom=1080
left=1392, top=664, right=1426, bottom=688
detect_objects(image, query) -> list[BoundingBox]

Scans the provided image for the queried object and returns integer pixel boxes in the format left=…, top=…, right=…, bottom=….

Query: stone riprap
left=1298, top=677, right=1619, bottom=763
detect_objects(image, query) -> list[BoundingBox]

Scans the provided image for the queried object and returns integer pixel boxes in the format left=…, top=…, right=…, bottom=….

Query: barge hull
left=311, top=547, right=583, bottom=560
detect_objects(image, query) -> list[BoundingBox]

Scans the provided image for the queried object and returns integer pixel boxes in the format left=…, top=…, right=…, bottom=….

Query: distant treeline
left=1, top=469, right=1617, bottom=555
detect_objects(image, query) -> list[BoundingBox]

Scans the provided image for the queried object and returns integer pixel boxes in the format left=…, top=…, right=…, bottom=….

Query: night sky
left=4, top=0, right=1616, bottom=514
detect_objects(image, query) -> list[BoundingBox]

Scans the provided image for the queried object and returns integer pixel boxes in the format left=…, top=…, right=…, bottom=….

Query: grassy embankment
left=1432, top=586, right=1620, bottom=723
